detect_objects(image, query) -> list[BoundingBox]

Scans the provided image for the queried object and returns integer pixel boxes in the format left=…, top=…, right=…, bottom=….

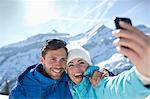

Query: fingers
left=113, top=21, right=148, bottom=46
left=119, top=21, right=146, bottom=38
left=113, top=22, right=149, bottom=58
left=89, top=77, right=101, bottom=87
left=113, top=38, right=143, bottom=58
left=115, top=46, right=140, bottom=65
left=92, top=71, right=103, bottom=78
left=89, top=71, right=104, bottom=87
left=112, top=29, right=147, bottom=50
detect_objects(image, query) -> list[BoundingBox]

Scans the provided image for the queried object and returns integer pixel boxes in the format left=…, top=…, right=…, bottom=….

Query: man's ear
left=40, top=56, right=44, bottom=64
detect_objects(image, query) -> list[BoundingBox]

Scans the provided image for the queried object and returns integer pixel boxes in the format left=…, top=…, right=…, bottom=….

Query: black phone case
left=114, top=17, right=132, bottom=29
left=113, top=17, right=132, bottom=58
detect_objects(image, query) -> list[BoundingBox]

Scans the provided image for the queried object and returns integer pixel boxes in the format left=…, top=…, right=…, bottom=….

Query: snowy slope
left=0, top=95, right=8, bottom=99
left=97, top=53, right=133, bottom=75
left=83, top=25, right=116, bottom=64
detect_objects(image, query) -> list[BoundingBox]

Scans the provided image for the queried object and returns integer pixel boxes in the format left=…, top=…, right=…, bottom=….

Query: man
left=9, top=39, right=73, bottom=99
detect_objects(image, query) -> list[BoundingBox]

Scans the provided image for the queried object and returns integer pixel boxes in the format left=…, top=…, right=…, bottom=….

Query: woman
left=66, top=47, right=150, bottom=99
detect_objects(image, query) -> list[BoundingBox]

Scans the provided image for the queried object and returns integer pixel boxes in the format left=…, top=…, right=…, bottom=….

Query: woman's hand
left=89, top=70, right=106, bottom=87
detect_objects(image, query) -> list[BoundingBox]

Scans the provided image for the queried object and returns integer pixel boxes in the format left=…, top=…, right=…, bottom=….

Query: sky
left=0, top=0, right=150, bottom=47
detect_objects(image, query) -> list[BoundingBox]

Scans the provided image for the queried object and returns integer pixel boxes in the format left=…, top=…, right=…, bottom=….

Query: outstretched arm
left=113, top=21, right=150, bottom=78
left=93, top=22, right=150, bottom=99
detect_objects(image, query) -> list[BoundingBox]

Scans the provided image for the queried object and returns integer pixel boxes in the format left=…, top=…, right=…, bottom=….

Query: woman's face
left=66, top=58, right=89, bottom=84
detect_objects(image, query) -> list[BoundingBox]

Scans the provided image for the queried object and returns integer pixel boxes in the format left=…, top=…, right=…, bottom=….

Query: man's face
left=40, top=48, right=67, bottom=80
left=66, top=58, right=89, bottom=84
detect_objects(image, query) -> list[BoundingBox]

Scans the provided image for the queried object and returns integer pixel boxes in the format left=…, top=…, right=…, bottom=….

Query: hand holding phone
left=114, top=17, right=132, bottom=29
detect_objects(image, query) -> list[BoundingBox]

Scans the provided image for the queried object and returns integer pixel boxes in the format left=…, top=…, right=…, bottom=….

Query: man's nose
left=54, top=60, right=63, bottom=66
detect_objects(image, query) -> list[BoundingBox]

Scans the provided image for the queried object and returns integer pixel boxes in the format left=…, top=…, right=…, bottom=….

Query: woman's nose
left=74, top=64, right=82, bottom=69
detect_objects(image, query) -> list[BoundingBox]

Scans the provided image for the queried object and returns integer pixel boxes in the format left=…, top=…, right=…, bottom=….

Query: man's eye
left=62, top=58, right=67, bottom=62
left=59, top=58, right=67, bottom=63
left=50, top=58, right=56, bottom=61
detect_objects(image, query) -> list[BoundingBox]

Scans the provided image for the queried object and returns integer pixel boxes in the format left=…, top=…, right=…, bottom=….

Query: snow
left=0, top=95, right=8, bottom=99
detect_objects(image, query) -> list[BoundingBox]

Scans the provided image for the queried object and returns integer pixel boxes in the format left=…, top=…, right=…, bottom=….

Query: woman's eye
left=68, top=64, right=74, bottom=67
left=80, top=62, right=85, bottom=64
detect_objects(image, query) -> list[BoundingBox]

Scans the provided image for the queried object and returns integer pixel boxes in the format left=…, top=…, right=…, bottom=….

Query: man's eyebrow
left=47, top=56, right=56, bottom=58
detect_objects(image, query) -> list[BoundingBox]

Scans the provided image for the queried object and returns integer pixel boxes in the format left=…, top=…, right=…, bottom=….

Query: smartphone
left=114, top=17, right=132, bottom=29
left=113, top=17, right=132, bottom=58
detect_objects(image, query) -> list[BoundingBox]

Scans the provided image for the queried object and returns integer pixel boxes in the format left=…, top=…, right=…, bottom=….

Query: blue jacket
left=69, top=66, right=150, bottom=99
left=9, top=64, right=73, bottom=99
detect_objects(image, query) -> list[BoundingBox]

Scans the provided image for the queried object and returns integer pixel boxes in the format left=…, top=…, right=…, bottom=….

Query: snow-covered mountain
left=0, top=24, right=150, bottom=94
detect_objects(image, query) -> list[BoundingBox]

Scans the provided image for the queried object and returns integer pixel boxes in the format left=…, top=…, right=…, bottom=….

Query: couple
left=9, top=22, right=150, bottom=99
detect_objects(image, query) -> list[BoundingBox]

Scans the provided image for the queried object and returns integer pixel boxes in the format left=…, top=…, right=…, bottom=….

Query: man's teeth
left=75, top=73, right=82, bottom=76
left=53, top=69, right=61, bottom=73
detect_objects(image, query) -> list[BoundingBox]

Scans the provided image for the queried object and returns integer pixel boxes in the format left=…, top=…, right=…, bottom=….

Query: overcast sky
left=0, top=0, right=150, bottom=47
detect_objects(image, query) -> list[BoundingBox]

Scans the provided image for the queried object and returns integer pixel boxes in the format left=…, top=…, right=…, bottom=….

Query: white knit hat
left=67, top=47, right=92, bottom=65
